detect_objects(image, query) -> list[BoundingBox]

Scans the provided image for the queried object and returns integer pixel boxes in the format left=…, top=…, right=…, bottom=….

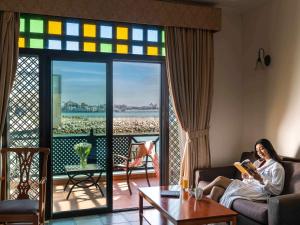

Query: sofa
left=195, top=152, right=300, bottom=225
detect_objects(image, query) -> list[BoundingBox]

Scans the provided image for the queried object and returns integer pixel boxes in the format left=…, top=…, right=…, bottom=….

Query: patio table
left=64, top=164, right=105, bottom=199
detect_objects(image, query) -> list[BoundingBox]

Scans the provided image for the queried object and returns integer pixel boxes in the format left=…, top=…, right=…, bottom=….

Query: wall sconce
left=255, top=48, right=271, bottom=70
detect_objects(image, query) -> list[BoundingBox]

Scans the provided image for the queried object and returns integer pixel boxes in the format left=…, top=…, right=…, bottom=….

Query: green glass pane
left=162, top=47, right=165, bottom=56
left=30, top=38, right=44, bottom=49
left=162, top=31, right=165, bottom=43
left=100, top=43, right=112, bottom=53
left=20, top=18, right=25, bottom=32
left=30, top=19, right=44, bottom=33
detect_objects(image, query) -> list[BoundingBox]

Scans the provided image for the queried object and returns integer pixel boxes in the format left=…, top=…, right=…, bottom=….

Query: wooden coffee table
left=139, top=186, right=238, bottom=225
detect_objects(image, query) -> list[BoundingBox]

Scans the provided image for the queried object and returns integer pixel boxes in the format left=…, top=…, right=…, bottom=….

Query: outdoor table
left=64, top=164, right=105, bottom=200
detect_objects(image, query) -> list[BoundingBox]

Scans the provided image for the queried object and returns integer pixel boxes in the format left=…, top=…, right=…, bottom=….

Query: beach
left=53, top=116, right=159, bottom=135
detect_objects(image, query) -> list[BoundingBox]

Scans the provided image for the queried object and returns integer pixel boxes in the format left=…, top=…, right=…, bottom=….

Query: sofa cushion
left=281, top=161, right=300, bottom=194
left=232, top=199, right=268, bottom=225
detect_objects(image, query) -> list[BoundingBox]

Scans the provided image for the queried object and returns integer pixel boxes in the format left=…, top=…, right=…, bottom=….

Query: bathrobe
left=219, top=158, right=285, bottom=208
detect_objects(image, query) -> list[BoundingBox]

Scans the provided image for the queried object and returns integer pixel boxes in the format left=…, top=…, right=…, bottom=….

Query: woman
left=202, top=138, right=285, bottom=208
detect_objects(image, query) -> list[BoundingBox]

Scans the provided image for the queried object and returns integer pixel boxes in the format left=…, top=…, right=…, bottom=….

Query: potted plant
left=74, top=142, right=92, bottom=168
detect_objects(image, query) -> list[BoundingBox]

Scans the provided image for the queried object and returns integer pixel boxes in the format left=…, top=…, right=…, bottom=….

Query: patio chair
left=113, top=142, right=155, bottom=195
left=0, top=147, right=49, bottom=225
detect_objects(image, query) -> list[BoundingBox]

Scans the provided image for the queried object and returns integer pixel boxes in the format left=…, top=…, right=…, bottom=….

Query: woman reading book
left=202, top=138, right=285, bottom=208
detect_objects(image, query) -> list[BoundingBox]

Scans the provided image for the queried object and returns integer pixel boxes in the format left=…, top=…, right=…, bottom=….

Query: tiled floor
left=53, top=176, right=159, bottom=212
left=49, top=210, right=150, bottom=225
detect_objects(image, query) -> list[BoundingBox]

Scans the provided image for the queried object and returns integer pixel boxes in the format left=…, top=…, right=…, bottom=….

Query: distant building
left=53, top=74, right=61, bottom=128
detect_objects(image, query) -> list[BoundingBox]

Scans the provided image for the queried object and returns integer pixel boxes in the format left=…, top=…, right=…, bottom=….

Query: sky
left=52, top=61, right=160, bottom=106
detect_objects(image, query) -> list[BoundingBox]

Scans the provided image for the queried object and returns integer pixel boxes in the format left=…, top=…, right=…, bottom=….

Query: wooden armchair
left=0, top=148, right=49, bottom=225
left=113, top=142, right=155, bottom=195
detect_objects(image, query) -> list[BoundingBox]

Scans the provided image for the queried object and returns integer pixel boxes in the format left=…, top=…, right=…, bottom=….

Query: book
left=160, top=190, right=180, bottom=198
left=234, top=159, right=257, bottom=176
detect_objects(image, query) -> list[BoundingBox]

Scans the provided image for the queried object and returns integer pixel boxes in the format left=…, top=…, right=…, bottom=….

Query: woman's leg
left=209, top=186, right=225, bottom=201
left=203, top=176, right=232, bottom=195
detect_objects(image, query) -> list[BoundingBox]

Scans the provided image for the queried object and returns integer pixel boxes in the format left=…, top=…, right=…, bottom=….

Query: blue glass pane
left=147, top=29, right=158, bottom=42
left=132, top=45, right=143, bottom=55
left=48, top=40, right=62, bottom=50
left=132, top=28, right=143, bottom=41
left=66, top=22, right=79, bottom=36
left=66, top=41, right=79, bottom=51
left=100, top=25, right=112, bottom=38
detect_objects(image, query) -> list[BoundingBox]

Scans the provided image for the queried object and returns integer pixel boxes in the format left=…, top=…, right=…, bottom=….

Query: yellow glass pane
left=147, top=46, right=158, bottom=56
left=48, top=21, right=62, bottom=35
left=116, top=27, right=128, bottom=40
left=18, top=37, right=25, bottom=48
left=83, top=42, right=96, bottom=52
left=83, top=24, right=96, bottom=37
left=116, top=44, right=128, bottom=54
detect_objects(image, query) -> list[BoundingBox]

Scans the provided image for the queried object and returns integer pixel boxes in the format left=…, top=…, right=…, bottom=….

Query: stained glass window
left=19, top=14, right=165, bottom=56
left=147, top=29, right=158, bottom=42
left=132, top=28, right=143, bottom=41
left=83, top=24, right=96, bottom=38
left=100, top=25, right=113, bottom=39
left=66, top=22, right=79, bottom=36
left=48, top=21, right=62, bottom=35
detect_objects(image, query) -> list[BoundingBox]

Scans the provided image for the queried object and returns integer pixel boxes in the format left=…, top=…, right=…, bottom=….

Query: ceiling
left=173, top=0, right=271, bottom=12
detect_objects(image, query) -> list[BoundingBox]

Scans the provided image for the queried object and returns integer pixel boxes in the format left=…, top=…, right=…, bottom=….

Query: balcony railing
left=53, top=129, right=159, bottom=175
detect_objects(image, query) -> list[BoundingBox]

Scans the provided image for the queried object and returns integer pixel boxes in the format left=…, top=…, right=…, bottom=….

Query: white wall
left=210, top=8, right=244, bottom=166
left=242, top=0, right=300, bottom=158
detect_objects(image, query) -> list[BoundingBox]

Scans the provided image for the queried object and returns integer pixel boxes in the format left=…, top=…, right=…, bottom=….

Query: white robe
left=219, top=159, right=285, bottom=208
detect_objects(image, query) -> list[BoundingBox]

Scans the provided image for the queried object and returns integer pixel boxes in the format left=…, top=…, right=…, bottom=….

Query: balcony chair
left=0, top=147, right=49, bottom=225
left=113, top=142, right=155, bottom=195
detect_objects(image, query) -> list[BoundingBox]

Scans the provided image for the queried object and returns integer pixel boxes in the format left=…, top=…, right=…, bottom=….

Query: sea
left=62, top=110, right=159, bottom=118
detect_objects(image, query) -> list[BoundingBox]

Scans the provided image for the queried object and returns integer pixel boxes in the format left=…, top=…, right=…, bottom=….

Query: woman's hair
left=254, top=138, right=282, bottom=162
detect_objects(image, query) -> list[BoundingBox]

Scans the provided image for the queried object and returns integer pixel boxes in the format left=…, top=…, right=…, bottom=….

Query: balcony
left=52, top=131, right=160, bottom=212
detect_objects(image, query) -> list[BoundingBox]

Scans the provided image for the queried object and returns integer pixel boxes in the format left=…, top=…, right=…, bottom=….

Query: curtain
left=165, top=27, right=214, bottom=186
left=0, top=11, right=19, bottom=141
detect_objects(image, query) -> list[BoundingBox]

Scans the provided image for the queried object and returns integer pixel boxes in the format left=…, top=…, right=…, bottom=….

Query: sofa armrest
left=194, top=166, right=236, bottom=185
left=268, top=193, right=300, bottom=225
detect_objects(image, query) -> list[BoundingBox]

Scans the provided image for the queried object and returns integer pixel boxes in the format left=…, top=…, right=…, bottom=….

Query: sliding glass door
left=51, top=60, right=110, bottom=215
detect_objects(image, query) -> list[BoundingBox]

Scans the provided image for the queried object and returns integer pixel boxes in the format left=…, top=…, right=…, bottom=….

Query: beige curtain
left=165, top=27, right=214, bottom=186
left=0, top=11, right=19, bottom=140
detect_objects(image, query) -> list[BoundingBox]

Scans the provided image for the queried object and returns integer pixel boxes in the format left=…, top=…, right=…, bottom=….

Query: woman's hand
left=252, top=173, right=264, bottom=184
left=241, top=173, right=249, bottom=179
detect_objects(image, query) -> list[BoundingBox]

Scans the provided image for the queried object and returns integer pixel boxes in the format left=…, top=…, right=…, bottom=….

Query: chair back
left=0, top=148, right=49, bottom=201
left=128, top=143, right=148, bottom=162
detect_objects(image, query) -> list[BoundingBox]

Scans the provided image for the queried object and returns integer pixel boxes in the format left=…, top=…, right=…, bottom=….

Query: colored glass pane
left=83, top=24, right=96, bottom=37
left=83, top=42, right=96, bottom=52
left=30, top=19, right=44, bottom=33
left=132, top=28, right=143, bottom=41
left=48, top=21, right=62, bottom=35
left=20, top=18, right=25, bottom=32
left=66, top=22, right=79, bottom=36
left=48, top=40, right=62, bottom=50
left=66, top=41, right=79, bottom=51
left=18, top=37, right=25, bottom=48
left=132, top=45, right=143, bottom=55
left=147, top=29, right=158, bottom=42
left=30, top=38, right=44, bottom=49
left=147, top=46, right=158, bottom=56
left=100, top=25, right=112, bottom=38
left=162, top=47, right=166, bottom=56
left=162, top=31, right=165, bottom=43
left=100, top=43, right=112, bottom=53
left=116, top=44, right=128, bottom=54
left=116, top=27, right=128, bottom=40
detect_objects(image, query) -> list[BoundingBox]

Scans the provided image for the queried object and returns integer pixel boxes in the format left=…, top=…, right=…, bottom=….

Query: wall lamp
left=255, top=48, right=271, bottom=70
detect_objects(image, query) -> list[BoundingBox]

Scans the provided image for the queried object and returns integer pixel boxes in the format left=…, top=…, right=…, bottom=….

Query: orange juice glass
left=182, top=178, right=188, bottom=190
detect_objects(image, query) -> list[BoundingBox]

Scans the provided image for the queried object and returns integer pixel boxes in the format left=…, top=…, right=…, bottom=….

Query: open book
left=234, top=159, right=257, bottom=176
